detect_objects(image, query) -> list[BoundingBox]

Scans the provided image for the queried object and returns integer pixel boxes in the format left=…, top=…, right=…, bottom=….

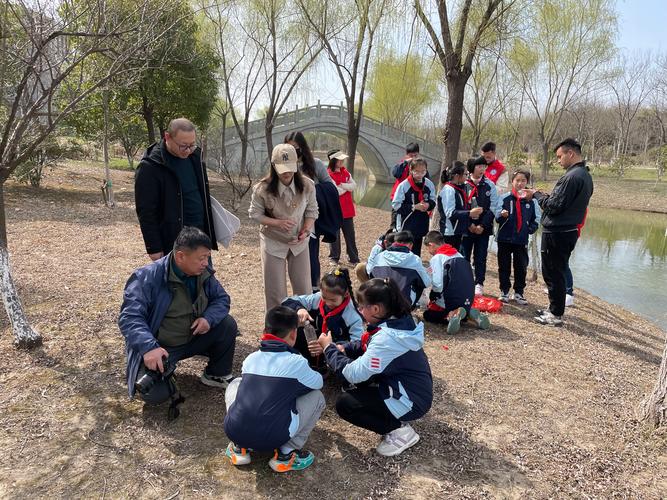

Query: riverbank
left=1, top=163, right=666, bottom=498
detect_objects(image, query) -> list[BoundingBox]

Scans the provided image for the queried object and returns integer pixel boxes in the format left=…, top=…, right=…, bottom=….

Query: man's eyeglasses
left=172, top=139, right=197, bottom=152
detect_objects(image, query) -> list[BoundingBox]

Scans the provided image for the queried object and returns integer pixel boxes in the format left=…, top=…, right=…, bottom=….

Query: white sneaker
left=565, top=294, right=574, bottom=307
left=513, top=293, right=528, bottom=305
left=498, top=292, right=510, bottom=303
left=376, top=424, right=420, bottom=457
left=534, top=311, right=563, bottom=327
left=474, top=284, right=484, bottom=296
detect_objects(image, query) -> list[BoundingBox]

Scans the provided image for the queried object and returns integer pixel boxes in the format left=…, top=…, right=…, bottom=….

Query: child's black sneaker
left=200, top=371, right=234, bottom=388
left=269, top=449, right=314, bottom=472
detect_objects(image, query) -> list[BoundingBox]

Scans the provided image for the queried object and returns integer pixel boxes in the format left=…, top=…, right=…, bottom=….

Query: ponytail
left=320, top=267, right=358, bottom=310
left=356, top=278, right=412, bottom=319
left=441, top=161, right=465, bottom=184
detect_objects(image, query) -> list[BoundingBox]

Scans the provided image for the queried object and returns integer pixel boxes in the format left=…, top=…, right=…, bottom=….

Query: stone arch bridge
left=221, top=103, right=442, bottom=182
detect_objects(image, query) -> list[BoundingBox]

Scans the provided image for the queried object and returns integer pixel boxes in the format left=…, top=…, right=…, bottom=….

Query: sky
left=616, top=0, right=667, bottom=52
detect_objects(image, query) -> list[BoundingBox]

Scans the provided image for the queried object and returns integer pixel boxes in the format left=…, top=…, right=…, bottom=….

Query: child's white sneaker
left=565, top=294, right=574, bottom=307
left=499, top=292, right=510, bottom=303
left=513, top=293, right=528, bottom=305
left=376, top=423, right=420, bottom=457
left=474, top=284, right=484, bottom=296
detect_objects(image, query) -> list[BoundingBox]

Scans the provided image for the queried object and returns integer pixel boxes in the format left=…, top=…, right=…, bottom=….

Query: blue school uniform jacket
left=391, top=177, right=437, bottom=238
left=366, top=234, right=387, bottom=275
left=429, top=247, right=475, bottom=311
left=496, top=193, right=541, bottom=245
left=324, top=315, right=433, bottom=421
left=282, top=292, right=364, bottom=342
left=463, top=175, right=500, bottom=236
left=223, top=339, right=323, bottom=451
left=438, top=183, right=470, bottom=236
left=369, top=245, right=431, bottom=306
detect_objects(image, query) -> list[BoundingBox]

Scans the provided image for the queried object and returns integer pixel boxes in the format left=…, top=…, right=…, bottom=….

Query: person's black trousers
left=460, top=234, right=490, bottom=285
left=443, top=234, right=462, bottom=250
left=336, top=384, right=402, bottom=435
left=541, top=231, right=578, bottom=317
left=165, top=315, right=238, bottom=376
left=497, top=242, right=529, bottom=295
left=309, top=235, right=321, bottom=289
left=329, top=217, right=360, bottom=263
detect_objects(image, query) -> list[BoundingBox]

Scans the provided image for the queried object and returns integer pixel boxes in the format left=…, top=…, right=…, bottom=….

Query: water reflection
left=353, top=175, right=667, bottom=331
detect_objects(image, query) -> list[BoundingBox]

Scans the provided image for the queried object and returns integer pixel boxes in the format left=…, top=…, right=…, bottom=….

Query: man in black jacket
left=525, top=138, right=593, bottom=326
left=135, top=118, right=217, bottom=261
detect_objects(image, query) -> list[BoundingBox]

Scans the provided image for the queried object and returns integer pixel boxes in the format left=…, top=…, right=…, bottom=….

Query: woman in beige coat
left=249, top=144, right=319, bottom=310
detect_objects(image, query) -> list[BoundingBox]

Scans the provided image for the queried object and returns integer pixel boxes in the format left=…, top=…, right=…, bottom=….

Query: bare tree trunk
left=639, top=339, right=667, bottom=427
left=0, top=186, right=41, bottom=348
left=541, top=140, right=549, bottom=180
left=346, top=105, right=360, bottom=175
left=102, top=90, right=115, bottom=208
left=443, top=77, right=467, bottom=169
left=142, top=94, right=157, bottom=144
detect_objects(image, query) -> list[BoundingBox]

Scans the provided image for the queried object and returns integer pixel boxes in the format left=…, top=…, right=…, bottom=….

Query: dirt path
left=0, top=163, right=666, bottom=499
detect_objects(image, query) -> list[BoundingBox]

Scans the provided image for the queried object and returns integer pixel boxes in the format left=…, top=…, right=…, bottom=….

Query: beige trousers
left=262, top=248, right=312, bottom=311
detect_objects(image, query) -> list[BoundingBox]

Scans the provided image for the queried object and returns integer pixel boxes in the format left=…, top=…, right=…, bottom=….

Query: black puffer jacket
left=134, top=141, right=218, bottom=254
left=534, top=162, right=593, bottom=233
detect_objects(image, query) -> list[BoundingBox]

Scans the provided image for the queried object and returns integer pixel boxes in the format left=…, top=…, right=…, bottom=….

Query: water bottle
left=471, top=196, right=478, bottom=208
left=303, top=321, right=318, bottom=342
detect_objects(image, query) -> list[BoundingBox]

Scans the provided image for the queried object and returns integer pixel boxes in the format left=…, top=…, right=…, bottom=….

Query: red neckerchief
left=465, top=179, right=479, bottom=202
left=261, top=333, right=289, bottom=344
left=407, top=175, right=425, bottom=202
left=361, top=326, right=381, bottom=352
left=435, top=243, right=458, bottom=256
left=446, top=182, right=470, bottom=209
left=318, top=295, right=351, bottom=334
left=511, top=188, right=523, bottom=232
left=389, top=242, right=412, bottom=250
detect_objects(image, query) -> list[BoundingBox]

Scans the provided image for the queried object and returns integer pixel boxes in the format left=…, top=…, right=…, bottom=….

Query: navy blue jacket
left=429, top=248, right=475, bottom=311
left=496, top=193, right=541, bottom=245
left=437, top=183, right=470, bottom=236
left=463, top=175, right=500, bottom=236
left=117, top=254, right=231, bottom=397
left=324, top=315, right=432, bottom=421
left=314, top=181, right=343, bottom=243
left=391, top=177, right=437, bottom=238
left=224, top=339, right=323, bottom=451
left=369, top=245, right=431, bottom=306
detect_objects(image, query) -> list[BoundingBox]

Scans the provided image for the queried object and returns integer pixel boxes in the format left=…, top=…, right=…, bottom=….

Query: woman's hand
left=318, top=331, right=333, bottom=350
left=297, top=308, right=313, bottom=325
left=272, top=218, right=296, bottom=232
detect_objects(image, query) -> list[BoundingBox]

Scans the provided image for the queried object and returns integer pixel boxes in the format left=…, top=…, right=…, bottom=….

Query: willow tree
left=0, top=0, right=176, bottom=347
left=414, top=0, right=515, bottom=169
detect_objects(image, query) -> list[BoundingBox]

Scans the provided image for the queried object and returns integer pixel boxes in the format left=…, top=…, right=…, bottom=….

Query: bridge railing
left=224, top=103, right=442, bottom=159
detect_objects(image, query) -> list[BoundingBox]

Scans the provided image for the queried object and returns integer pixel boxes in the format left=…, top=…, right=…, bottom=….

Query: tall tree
left=506, top=0, right=615, bottom=179
left=299, top=0, right=391, bottom=173
left=0, top=0, right=175, bottom=347
left=364, top=50, right=439, bottom=130
left=414, top=0, right=515, bottom=169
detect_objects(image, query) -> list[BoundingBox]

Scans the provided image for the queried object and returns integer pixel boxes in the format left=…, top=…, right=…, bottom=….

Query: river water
left=353, top=173, right=667, bottom=332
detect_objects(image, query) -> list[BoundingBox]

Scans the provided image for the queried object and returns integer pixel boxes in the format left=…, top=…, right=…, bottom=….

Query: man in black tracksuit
left=525, top=138, right=593, bottom=326
left=135, top=118, right=217, bottom=261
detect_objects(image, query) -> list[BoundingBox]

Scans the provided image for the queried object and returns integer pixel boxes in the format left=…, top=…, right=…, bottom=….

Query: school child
left=389, top=142, right=424, bottom=229
left=422, top=231, right=490, bottom=334
left=367, top=231, right=431, bottom=308
left=224, top=306, right=325, bottom=473
left=460, top=156, right=501, bottom=296
left=391, top=157, right=437, bottom=257
left=354, top=230, right=396, bottom=283
left=282, top=268, right=363, bottom=366
left=327, top=150, right=360, bottom=265
left=496, top=169, right=541, bottom=305
left=317, top=278, right=433, bottom=457
left=437, top=161, right=484, bottom=251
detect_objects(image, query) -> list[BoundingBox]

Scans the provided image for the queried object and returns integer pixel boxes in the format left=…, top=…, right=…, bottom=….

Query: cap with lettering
left=271, top=144, right=298, bottom=174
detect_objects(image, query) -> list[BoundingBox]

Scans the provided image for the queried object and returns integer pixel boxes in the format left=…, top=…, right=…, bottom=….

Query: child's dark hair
left=511, top=169, right=531, bottom=182
left=466, top=156, right=487, bottom=174
left=321, top=267, right=360, bottom=311
left=409, top=157, right=427, bottom=171
left=265, top=306, right=298, bottom=338
left=441, top=161, right=465, bottom=183
left=384, top=230, right=397, bottom=247
left=392, top=231, right=414, bottom=245
left=406, top=142, right=420, bottom=154
left=356, top=278, right=412, bottom=319
left=424, top=230, right=445, bottom=246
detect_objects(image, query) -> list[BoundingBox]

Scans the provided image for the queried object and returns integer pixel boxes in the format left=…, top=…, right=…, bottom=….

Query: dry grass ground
left=0, top=162, right=666, bottom=499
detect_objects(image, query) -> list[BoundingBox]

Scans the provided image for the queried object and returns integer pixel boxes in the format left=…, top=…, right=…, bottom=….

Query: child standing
left=224, top=306, right=325, bottom=473
left=423, top=231, right=490, bottom=334
left=327, top=150, right=360, bottom=265
left=391, top=157, right=437, bottom=257
left=496, top=169, right=541, bottom=304
left=368, top=231, right=431, bottom=308
left=437, top=162, right=484, bottom=251
left=318, top=278, right=433, bottom=457
left=460, top=156, right=500, bottom=296
left=282, top=268, right=363, bottom=366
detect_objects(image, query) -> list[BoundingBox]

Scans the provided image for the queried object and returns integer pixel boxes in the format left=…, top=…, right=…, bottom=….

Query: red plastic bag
left=473, top=295, right=503, bottom=313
